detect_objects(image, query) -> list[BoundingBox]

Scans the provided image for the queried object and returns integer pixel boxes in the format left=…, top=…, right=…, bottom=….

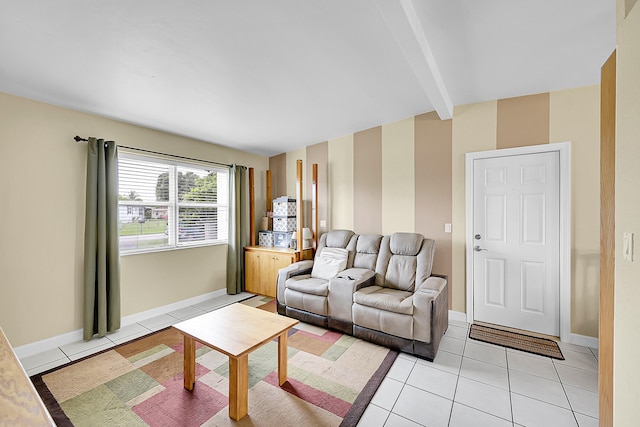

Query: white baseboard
left=569, top=333, right=598, bottom=349
left=13, top=328, right=85, bottom=360
left=14, top=289, right=229, bottom=360
left=120, top=289, right=227, bottom=326
left=449, top=310, right=467, bottom=323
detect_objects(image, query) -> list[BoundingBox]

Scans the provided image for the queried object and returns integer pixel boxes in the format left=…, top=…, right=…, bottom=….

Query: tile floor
left=21, top=297, right=599, bottom=427
left=358, top=320, right=599, bottom=427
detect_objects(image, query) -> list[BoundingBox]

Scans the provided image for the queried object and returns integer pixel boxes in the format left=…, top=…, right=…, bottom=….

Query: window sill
left=120, top=240, right=227, bottom=257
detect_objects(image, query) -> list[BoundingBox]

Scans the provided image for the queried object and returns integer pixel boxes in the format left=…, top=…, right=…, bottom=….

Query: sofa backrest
left=352, top=234, right=383, bottom=270
left=374, top=232, right=435, bottom=291
left=315, top=229, right=358, bottom=268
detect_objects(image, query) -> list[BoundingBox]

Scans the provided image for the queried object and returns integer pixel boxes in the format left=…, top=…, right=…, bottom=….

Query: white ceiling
left=0, top=1, right=615, bottom=157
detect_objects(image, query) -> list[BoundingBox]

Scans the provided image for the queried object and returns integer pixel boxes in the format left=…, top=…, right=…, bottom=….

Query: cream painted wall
left=549, top=86, right=601, bottom=337
left=614, top=2, right=640, bottom=424
left=0, top=92, right=268, bottom=347
left=381, top=118, right=415, bottom=234
left=328, top=134, right=354, bottom=230
left=451, top=101, right=498, bottom=313
left=120, top=247, right=227, bottom=316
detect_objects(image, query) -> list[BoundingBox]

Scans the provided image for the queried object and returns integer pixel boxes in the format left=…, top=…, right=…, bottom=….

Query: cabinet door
left=259, top=254, right=273, bottom=297
left=245, top=250, right=295, bottom=298
left=263, top=254, right=294, bottom=298
left=244, top=251, right=263, bottom=295
left=272, top=254, right=294, bottom=272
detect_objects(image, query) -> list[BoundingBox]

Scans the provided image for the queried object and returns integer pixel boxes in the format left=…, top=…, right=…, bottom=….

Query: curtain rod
left=74, top=136, right=243, bottom=169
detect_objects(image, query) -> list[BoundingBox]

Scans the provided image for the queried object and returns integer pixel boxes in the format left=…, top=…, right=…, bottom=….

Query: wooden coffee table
left=172, top=303, right=298, bottom=420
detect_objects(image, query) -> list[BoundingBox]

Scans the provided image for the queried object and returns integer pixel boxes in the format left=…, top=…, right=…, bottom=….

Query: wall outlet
left=444, top=223, right=452, bottom=234
left=320, top=220, right=327, bottom=228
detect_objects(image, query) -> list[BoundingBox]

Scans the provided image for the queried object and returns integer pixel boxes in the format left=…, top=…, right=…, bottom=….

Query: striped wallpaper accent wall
left=269, top=86, right=600, bottom=332
left=269, top=153, right=287, bottom=202
left=328, top=134, right=354, bottom=231
left=381, top=118, right=415, bottom=234
left=354, top=127, right=382, bottom=234
left=497, top=93, right=550, bottom=148
left=415, top=112, right=453, bottom=302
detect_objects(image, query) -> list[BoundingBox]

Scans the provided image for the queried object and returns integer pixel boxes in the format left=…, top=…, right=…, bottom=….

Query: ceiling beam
left=374, top=0, right=453, bottom=120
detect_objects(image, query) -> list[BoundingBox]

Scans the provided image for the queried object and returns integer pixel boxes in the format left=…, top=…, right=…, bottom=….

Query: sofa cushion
left=353, top=304, right=414, bottom=340
left=325, top=230, right=355, bottom=249
left=386, top=255, right=418, bottom=292
left=375, top=233, right=433, bottom=292
left=354, top=286, right=414, bottom=315
left=311, top=247, right=348, bottom=280
left=284, top=289, right=328, bottom=315
left=353, top=234, right=382, bottom=270
left=286, top=276, right=329, bottom=296
left=390, top=232, right=424, bottom=256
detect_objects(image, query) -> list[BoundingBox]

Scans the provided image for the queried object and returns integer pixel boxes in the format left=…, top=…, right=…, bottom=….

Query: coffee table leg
left=278, top=331, right=288, bottom=386
left=229, top=355, right=249, bottom=420
left=183, top=336, right=196, bottom=391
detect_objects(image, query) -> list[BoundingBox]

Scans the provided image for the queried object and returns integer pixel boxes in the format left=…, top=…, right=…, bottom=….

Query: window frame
left=118, top=151, right=229, bottom=256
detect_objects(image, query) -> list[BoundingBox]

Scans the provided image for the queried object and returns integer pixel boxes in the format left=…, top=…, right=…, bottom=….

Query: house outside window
left=118, top=152, right=229, bottom=254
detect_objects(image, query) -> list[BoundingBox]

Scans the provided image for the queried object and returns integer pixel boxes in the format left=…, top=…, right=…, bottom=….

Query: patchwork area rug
left=469, top=323, right=564, bottom=360
left=31, top=301, right=396, bottom=426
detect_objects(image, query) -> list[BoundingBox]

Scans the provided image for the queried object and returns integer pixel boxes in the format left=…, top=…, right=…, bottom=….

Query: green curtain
left=83, top=138, right=121, bottom=340
left=227, top=165, right=248, bottom=294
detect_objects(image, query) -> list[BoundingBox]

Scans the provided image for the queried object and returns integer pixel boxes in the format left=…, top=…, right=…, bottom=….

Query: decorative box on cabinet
left=273, top=231, right=293, bottom=248
left=273, top=216, right=297, bottom=232
left=272, top=197, right=296, bottom=217
left=258, top=230, right=274, bottom=247
left=244, top=246, right=313, bottom=298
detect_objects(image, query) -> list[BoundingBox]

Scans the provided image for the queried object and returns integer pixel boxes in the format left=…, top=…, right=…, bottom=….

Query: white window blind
left=118, top=153, right=229, bottom=254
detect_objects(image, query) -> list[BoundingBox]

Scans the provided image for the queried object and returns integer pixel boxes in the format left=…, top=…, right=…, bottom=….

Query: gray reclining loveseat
left=276, top=230, right=448, bottom=360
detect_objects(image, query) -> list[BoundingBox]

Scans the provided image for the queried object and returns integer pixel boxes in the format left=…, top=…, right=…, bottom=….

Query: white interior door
left=473, top=151, right=560, bottom=336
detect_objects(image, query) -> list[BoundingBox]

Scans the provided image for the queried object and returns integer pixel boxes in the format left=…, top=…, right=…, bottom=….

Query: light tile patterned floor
left=358, top=322, right=599, bottom=427
left=21, top=296, right=598, bottom=427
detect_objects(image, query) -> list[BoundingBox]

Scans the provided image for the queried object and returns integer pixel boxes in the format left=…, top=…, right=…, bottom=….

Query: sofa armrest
left=328, top=268, right=375, bottom=321
left=416, top=275, right=447, bottom=293
left=413, top=276, right=448, bottom=343
left=276, top=260, right=314, bottom=303
left=335, top=268, right=376, bottom=290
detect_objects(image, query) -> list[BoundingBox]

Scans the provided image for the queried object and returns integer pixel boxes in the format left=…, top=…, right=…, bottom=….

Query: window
left=118, top=152, right=229, bottom=254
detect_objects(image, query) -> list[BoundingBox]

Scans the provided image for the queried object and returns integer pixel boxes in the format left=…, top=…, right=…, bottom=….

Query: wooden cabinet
left=244, top=246, right=313, bottom=298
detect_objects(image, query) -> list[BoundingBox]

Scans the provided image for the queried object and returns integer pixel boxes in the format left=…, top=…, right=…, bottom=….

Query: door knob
left=474, top=245, right=488, bottom=252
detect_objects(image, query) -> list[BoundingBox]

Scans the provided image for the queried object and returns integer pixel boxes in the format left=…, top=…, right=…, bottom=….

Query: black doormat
left=469, top=324, right=564, bottom=360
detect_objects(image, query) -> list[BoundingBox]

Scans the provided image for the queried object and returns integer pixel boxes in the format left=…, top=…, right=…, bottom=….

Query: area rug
left=31, top=303, right=396, bottom=427
left=469, top=323, right=564, bottom=360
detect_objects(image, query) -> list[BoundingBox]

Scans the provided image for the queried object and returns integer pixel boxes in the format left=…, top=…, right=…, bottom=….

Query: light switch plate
left=623, top=232, right=634, bottom=261
left=444, top=223, right=452, bottom=233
